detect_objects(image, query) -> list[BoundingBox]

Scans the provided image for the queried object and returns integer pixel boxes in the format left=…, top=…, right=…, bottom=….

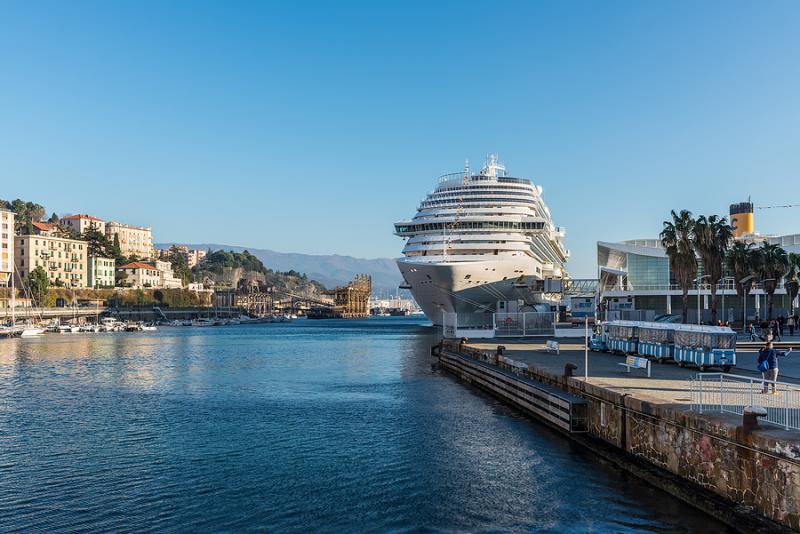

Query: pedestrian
left=775, top=320, right=782, bottom=342
left=748, top=322, right=757, bottom=341
left=757, top=342, right=793, bottom=393
left=779, top=315, right=786, bottom=337
left=789, top=315, right=796, bottom=337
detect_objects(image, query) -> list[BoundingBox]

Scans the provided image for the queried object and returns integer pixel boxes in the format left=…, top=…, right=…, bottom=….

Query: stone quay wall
left=438, top=340, right=800, bottom=531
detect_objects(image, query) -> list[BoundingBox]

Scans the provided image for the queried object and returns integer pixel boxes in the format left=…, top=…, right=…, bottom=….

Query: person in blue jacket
left=758, top=342, right=793, bottom=394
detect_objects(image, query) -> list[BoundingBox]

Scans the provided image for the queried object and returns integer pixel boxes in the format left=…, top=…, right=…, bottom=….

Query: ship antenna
left=464, top=159, right=469, bottom=178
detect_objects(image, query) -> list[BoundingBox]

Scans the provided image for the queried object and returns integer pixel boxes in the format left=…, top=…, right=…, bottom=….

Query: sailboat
left=11, top=260, right=44, bottom=337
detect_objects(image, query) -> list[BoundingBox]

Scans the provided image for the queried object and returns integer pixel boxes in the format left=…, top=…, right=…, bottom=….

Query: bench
left=618, top=356, right=651, bottom=377
left=545, top=340, right=560, bottom=354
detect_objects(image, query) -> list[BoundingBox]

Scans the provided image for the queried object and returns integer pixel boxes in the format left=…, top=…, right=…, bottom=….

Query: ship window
left=464, top=275, right=471, bottom=279
left=426, top=274, right=432, bottom=280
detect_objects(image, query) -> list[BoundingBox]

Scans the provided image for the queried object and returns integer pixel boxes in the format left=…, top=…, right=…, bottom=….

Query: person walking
left=789, top=315, right=796, bottom=337
left=757, top=342, right=792, bottom=394
left=749, top=322, right=758, bottom=341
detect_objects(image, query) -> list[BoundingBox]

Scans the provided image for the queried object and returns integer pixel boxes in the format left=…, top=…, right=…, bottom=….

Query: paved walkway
left=465, top=339, right=800, bottom=408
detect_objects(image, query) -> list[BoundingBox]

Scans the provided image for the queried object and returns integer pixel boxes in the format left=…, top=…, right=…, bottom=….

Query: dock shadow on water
left=0, top=317, right=730, bottom=533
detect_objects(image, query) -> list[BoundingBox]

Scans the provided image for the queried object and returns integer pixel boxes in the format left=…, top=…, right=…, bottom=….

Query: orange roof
left=31, top=221, right=56, bottom=231
left=119, top=262, right=156, bottom=270
left=62, top=214, right=104, bottom=222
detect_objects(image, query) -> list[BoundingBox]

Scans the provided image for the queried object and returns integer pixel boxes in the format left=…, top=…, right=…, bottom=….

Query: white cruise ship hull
left=397, top=258, right=550, bottom=326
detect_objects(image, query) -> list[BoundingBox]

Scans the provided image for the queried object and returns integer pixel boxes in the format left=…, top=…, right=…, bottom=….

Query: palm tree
left=693, top=215, right=733, bottom=324
left=753, top=242, right=789, bottom=320
left=784, top=252, right=800, bottom=317
left=725, top=241, right=754, bottom=326
left=661, top=210, right=697, bottom=323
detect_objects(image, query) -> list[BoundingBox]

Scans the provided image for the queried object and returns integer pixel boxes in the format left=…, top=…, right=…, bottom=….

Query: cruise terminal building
left=597, top=202, right=800, bottom=323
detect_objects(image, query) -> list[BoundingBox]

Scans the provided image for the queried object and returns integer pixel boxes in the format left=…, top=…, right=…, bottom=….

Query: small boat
left=21, top=327, right=45, bottom=337
left=141, top=324, right=157, bottom=332
left=0, top=326, right=22, bottom=338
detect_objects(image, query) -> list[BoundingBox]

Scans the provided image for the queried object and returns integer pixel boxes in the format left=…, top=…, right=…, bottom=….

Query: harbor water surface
left=0, top=317, right=728, bottom=532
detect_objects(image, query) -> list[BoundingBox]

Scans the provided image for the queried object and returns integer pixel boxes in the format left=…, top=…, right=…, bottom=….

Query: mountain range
left=155, top=243, right=403, bottom=296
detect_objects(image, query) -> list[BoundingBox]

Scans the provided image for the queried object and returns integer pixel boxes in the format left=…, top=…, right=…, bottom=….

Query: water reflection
left=0, top=318, right=730, bottom=532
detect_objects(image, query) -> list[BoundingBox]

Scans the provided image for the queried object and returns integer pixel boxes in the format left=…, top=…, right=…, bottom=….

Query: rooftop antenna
left=464, top=159, right=469, bottom=178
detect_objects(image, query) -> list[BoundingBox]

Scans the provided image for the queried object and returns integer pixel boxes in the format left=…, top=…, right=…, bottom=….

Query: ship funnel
left=730, top=201, right=754, bottom=238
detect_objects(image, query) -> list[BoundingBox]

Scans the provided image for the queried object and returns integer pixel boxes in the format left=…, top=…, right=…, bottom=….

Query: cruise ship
left=394, top=155, right=569, bottom=325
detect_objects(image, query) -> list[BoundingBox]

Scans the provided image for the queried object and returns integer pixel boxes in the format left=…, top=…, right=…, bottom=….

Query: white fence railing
left=494, top=312, right=556, bottom=337
left=690, top=373, right=800, bottom=431
left=441, top=311, right=557, bottom=339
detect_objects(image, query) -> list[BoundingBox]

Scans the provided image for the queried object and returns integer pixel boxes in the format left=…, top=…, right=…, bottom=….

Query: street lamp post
left=762, top=278, right=776, bottom=321
left=739, top=275, right=755, bottom=334
left=697, top=273, right=711, bottom=325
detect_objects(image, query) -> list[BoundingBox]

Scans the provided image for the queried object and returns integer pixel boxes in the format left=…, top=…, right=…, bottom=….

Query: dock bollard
left=742, top=406, right=768, bottom=432
left=564, top=363, right=578, bottom=378
left=494, top=346, right=505, bottom=366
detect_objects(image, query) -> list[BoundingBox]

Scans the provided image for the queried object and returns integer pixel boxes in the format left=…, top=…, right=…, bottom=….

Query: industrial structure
left=319, top=274, right=372, bottom=318
left=215, top=274, right=372, bottom=319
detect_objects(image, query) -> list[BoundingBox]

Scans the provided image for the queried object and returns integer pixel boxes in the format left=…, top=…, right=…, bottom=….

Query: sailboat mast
left=10, top=259, right=15, bottom=325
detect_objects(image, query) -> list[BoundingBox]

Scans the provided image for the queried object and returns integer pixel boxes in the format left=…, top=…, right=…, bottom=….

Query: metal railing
left=494, top=312, right=556, bottom=336
left=690, top=373, right=800, bottom=431
left=441, top=311, right=558, bottom=338
left=602, top=281, right=787, bottom=293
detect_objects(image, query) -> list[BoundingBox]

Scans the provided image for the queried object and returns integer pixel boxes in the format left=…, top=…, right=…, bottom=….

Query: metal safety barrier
left=690, top=373, right=800, bottom=431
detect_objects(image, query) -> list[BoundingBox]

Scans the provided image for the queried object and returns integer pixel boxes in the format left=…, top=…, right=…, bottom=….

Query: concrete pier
left=437, top=338, right=800, bottom=532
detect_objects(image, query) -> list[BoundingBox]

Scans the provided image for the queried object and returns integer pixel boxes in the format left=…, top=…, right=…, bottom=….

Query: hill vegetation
left=191, top=249, right=327, bottom=298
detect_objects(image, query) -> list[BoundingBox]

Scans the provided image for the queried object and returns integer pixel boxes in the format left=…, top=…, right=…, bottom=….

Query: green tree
left=753, top=242, right=789, bottom=320
left=693, top=215, right=733, bottom=324
left=661, top=210, right=697, bottom=323
left=26, top=266, right=49, bottom=306
left=110, top=234, right=123, bottom=262
left=80, top=228, right=113, bottom=257
left=785, top=253, right=800, bottom=317
left=168, top=251, right=192, bottom=286
left=48, top=212, right=59, bottom=223
left=1, top=199, right=46, bottom=232
left=115, top=269, right=129, bottom=287
left=725, top=241, right=755, bottom=326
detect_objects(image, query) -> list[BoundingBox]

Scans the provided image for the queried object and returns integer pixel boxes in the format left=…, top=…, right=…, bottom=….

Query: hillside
left=192, top=249, right=327, bottom=299
left=156, top=243, right=403, bottom=296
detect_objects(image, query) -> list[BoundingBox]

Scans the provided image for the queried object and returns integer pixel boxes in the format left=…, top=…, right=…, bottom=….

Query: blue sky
left=1, top=1, right=798, bottom=277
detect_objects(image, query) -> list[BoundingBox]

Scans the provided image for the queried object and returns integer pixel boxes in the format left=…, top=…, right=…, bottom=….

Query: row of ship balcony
left=436, top=173, right=532, bottom=185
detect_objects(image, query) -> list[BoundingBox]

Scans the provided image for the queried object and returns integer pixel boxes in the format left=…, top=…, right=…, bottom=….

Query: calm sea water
left=0, top=317, right=727, bottom=533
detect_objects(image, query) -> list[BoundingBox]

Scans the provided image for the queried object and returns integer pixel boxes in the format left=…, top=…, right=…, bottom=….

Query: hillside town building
left=0, top=209, right=14, bottom=287
left=60, top=214, right=106, bottom=235
left=15, top=234, right=88, bottom=288
left=106, top=221, right=154, bottom=259
left=88, top=257, right=115, bottom=288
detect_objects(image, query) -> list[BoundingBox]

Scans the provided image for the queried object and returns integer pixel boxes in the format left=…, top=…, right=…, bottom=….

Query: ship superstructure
left=394, top=155, right=568, bottom=324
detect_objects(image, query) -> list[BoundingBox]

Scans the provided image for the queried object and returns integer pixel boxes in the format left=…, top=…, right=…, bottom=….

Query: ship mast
left=10, top=258, right=14, bottom=326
